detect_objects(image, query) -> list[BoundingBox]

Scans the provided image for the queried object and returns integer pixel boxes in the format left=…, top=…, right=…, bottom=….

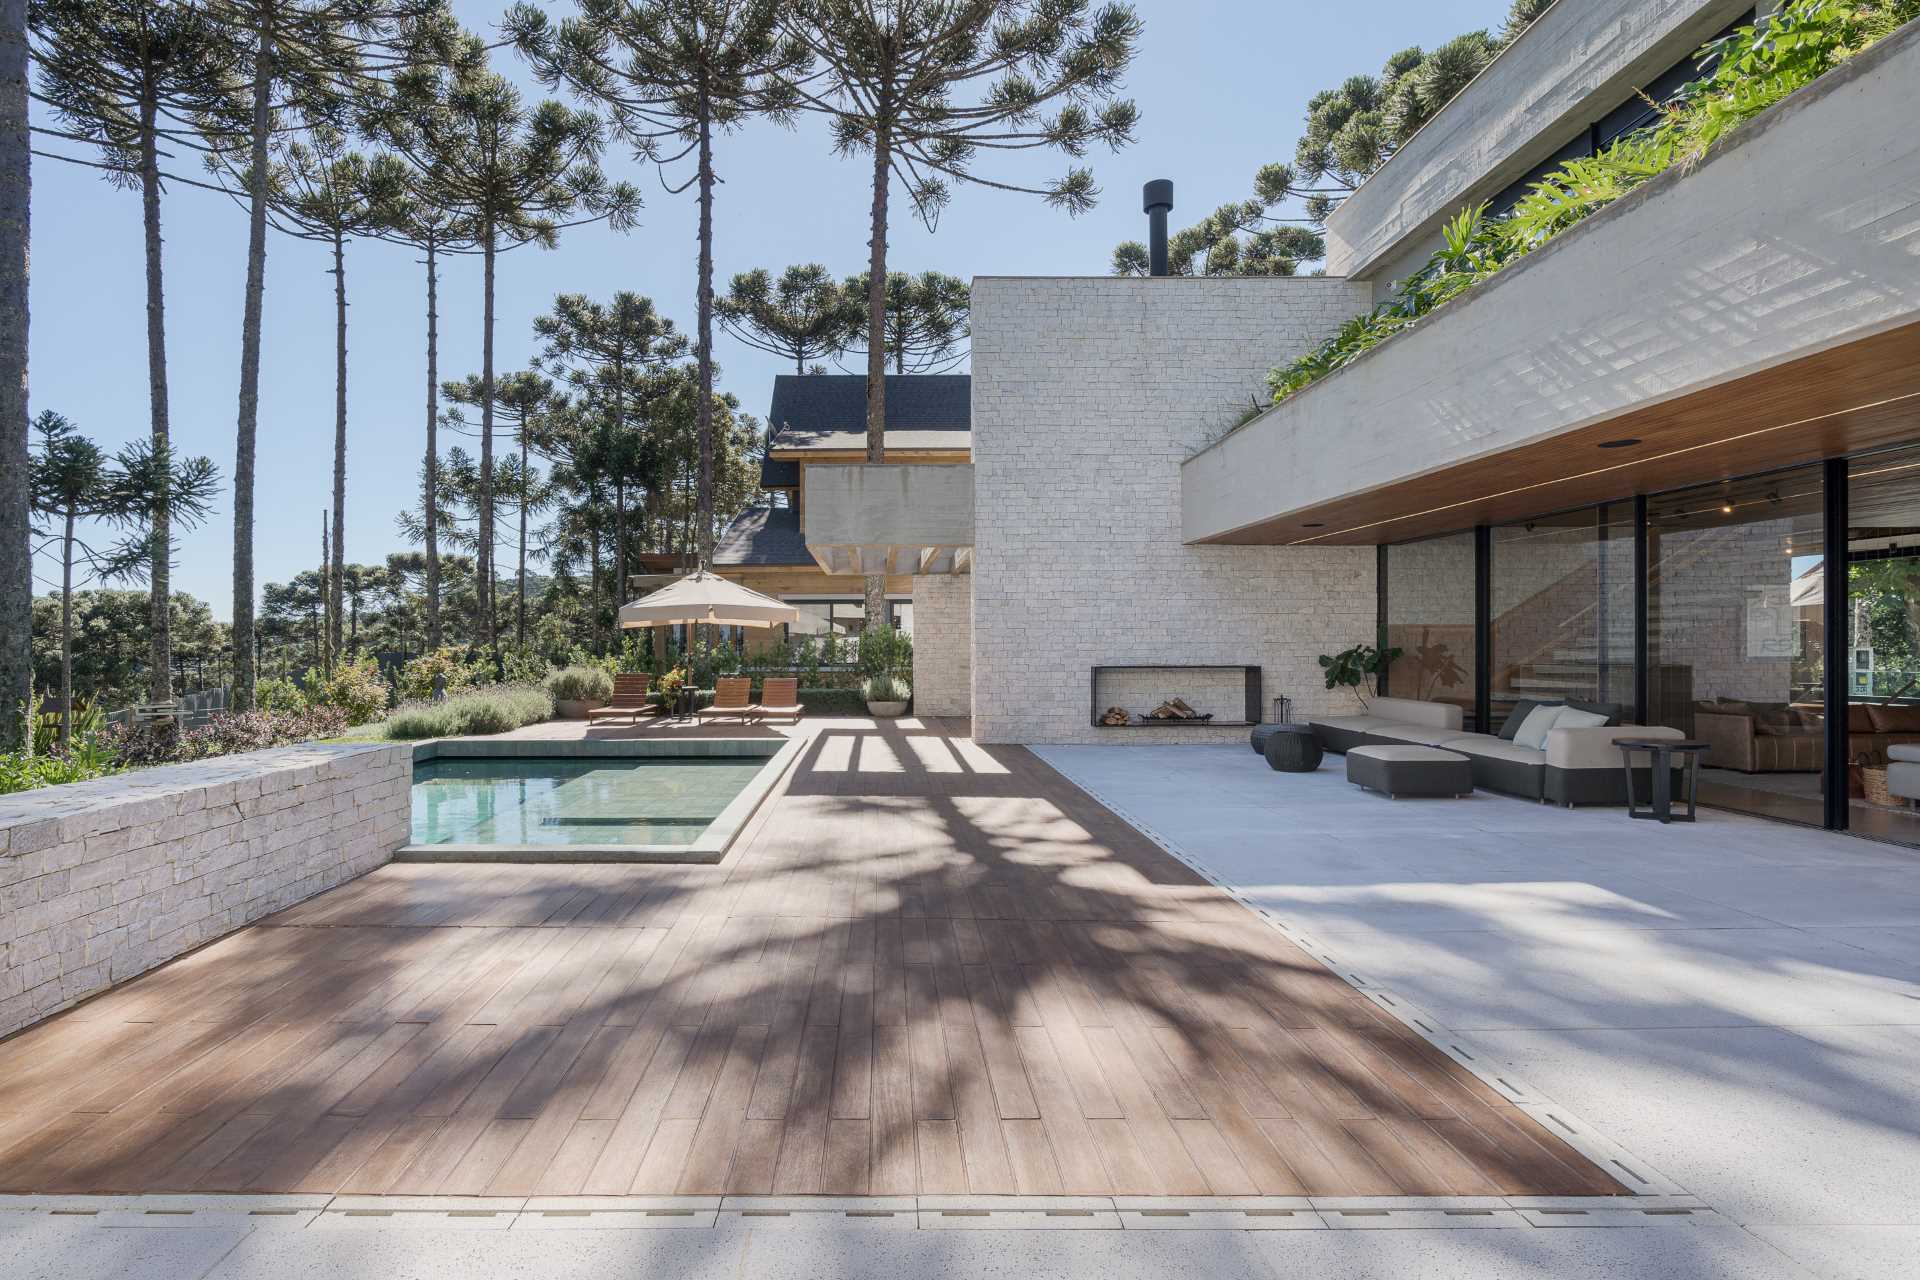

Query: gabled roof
left=711, top=503, right=813, bottom=567
left=759, top=374, right=970, bottom=486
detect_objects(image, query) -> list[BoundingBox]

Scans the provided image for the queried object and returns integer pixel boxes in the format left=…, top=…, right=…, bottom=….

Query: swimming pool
left=401, top=738, right=799, bottom=863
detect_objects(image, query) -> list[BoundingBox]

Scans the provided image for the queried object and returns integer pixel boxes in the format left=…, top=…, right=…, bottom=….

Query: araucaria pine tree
left=780, top=0, right=1141, bottom=623
left=252, top=126, right=405, bottom=661
left=30, top=0, right=245, bottom=702
left=384, top=46, right=638, bottom=666
left=508, top=0, right=810, bottom=569
left=843, top=270, right=970, bottom=374
left=717, top=264, right=860, bottom=374
left=203, top=0, right=447, bottom=711
left=531, top=292, right=687, bottom=611
left=441, top=370, right=562, bottom=649
left=368, top=135, right=481, bottom=653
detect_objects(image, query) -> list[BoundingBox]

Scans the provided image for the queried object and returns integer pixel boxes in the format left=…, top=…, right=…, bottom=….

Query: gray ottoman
left=1347, top=744, right=1474, bottom=799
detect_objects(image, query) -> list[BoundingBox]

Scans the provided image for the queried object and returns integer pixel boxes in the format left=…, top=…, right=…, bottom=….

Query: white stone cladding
left=0, top=743, right=411, bottom=1037
left=911, top=573, right=974, bottom=718
left=971, top=276, right=1376, bottom=744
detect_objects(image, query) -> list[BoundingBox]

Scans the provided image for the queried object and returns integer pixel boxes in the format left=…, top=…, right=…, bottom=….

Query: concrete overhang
left=802, top=463, right=975, bottom=576
left=1185, top=22, right=1920, bottom=547
left=1324, top=0, right=1753, bottom=280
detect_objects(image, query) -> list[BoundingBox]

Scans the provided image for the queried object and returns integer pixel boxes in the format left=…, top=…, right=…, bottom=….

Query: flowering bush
left=307, top=659, right=389, bottom=726
left=99, top=707, right=349, bottom=766
left=396, top=647, right=486, bottom=701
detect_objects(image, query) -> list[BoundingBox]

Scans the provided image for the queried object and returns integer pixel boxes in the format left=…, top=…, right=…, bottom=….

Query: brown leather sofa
left=1690, top=700, right=1920, bottom=772
left=1691, top=700, right=1823, bottom=773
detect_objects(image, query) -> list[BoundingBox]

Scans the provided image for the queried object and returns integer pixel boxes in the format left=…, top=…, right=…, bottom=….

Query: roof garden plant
left=1262, top=0, right=1918, bottom=411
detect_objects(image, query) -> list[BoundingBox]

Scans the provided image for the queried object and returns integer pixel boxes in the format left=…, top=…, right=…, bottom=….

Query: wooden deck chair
left=586, top=673, right=655, bottom=722
left=695, top=676, right=757, bottom=722
left=757, top=677, right=803, bottom=723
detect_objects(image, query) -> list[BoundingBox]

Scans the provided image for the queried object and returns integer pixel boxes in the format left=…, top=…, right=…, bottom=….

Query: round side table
left=1262, top=724, right=1324, bottom=773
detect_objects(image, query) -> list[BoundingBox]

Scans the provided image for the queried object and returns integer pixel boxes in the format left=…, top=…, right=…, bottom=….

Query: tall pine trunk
left=231, top=24, right=273, bottom=712
left=139, top=90, right=172, bottom=701
left=516, top=432, right=528, bottom=648
left=329, top=230, right=347, bottom=663
left=60, top=513, right=74, bottom=749
left=694, top=111, right=715, bottom=568
left=319, top=510, right=332, bottom=675
left=423, top=237, right=441, bottom=649
left=0, top=0, right=28, bottom=750
left=861, top=117, right=892, bottom=629
left=612, top=353, right=626, bottom=605
left=479, top=225, right=498, bottom=666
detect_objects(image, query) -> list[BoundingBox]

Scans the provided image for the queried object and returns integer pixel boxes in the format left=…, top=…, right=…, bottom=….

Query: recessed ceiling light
left=1596, top=438, right=1642, bottom=449
left=1301, top=522, right=1325, bottom=528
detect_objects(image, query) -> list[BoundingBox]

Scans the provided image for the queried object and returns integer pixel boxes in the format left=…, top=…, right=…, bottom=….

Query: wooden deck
left=0, top=722, right=1622, bottom=1197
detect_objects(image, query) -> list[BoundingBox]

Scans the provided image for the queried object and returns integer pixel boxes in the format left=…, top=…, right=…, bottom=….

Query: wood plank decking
left=0, top=722, right=1622, bottom=1197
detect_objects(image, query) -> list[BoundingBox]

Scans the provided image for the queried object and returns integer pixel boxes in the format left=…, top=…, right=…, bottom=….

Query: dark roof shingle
left=712, top=504, right=813, bottom=567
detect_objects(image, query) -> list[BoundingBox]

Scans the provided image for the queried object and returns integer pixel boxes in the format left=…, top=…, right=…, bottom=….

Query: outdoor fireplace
left=1090, top=664, right=1262, bottom=729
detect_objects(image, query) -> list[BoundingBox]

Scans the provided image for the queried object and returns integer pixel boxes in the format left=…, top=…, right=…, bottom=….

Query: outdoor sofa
left=1310, top=695, right=1683, bottom=806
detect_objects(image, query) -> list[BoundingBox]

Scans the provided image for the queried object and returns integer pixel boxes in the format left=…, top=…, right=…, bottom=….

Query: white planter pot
left=866, top=700, right=909, bottom=718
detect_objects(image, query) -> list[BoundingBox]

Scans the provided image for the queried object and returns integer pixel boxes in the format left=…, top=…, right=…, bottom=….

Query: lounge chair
left=695, top=676, right=756, bottom=723
left=586, top=673, right=655, bottom=723
left=758, top=677, right=803, bottom=723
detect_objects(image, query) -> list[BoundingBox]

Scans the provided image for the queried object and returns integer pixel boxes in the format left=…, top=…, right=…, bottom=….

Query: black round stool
left=1261, top=724, right=1324, bottom=773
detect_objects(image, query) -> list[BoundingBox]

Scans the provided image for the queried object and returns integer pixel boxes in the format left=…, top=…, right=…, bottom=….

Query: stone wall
left=911, top=573, right=974, bottom=718
left=971, top=276, right=1376, bottom=744
left=0, top=743, right=411, bottom=1038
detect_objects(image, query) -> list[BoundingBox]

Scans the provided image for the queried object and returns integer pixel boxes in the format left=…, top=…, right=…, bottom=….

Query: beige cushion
left=1312, top=714, right=1393, bottom=734
left=1348, top=744, right=1470, bottom=763
left=1547, top=724, right=1682, bottom=770
left=1555, top=706, right=1611, bottom=731
left=1448, top=737, right=1550, bottom=766
left=1373, top=723, right=1476, bottom=747
left=1366, top=697, right=1464, bottom=731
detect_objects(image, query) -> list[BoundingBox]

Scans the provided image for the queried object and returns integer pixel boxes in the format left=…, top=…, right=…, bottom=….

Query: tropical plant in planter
left=1318, top=643, right=1402, bottom=710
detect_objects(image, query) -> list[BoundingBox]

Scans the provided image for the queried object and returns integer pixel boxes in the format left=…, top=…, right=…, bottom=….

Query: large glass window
left=1384, top=533, right=1476, bottom=727
left=1490, top=505, right=1636, bottom=730
left=784, top=598, right=910, bottom=638
left=1847, top=446, right=1920, bottom=844
left=1647, top=468, right=1825, bottom=825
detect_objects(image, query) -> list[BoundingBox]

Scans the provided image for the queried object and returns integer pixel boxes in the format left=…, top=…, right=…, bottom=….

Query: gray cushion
left=1373, top=723, right=1479, bottom=747
left=1890, top=743, right=1920, bottom=764
left=1513, top=704, right=1567, bottom=750
left=1447, top=737, right=1550, bottom=766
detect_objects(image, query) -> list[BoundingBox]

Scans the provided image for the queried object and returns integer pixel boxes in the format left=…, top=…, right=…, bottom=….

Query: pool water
left=411, top=757, right=768, bottom=848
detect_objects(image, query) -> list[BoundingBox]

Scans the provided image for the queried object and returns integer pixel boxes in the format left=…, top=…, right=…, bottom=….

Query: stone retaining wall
left=0, top=742, right=411, bottom=1038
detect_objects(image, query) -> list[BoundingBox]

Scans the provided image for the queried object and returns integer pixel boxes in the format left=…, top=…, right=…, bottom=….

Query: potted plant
left=656, top=666, right=688, bottom=716
left=863, top=672, right=911, bottom=718
left=1318, top=643, right=1402, bottom=711
left=545, top=665, right=613, bottom=719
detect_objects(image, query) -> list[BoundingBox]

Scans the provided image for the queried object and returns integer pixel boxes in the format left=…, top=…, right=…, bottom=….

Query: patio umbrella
left=616, top=569, right=799, bottom=630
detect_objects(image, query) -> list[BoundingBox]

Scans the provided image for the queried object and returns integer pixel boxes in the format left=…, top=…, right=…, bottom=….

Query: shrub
left=0, top=749, right=113, bottom=795
left=97, top=706, right=349, bottom=768
left=862, top=674, right=912, bottom=703
left=795, top=687, right=868, bottom=715
left=396, top=647, right=485, bottom=701
left=308, top=659, right=390, bottom=726
left=255, top=675, right=307, bottom=715
left=858, top=624, right=913, bottom=678
left=381, top=684, right=555, bottom=740
left=546, top=664, right=614, bottom=702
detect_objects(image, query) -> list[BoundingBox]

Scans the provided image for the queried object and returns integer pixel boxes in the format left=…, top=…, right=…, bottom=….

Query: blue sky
left=28, top=0, right=1499, bottom=620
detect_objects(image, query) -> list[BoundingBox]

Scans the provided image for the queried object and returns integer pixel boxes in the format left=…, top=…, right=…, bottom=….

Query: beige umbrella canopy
left=617, top=570, right=799, bottom=630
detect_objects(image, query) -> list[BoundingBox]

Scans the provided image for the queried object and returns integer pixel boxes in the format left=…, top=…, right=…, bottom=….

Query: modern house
left=804, top=0, right=1920, bottom=844
left=707, top=372, right=971, bottom=639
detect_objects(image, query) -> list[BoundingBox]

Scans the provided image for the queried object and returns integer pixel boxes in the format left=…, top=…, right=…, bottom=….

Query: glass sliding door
left=1383, top=533, right=1477, bottom=726
left=1489, top=505, right=1636, bottom=730
left=1647, top=467, right=1825, bottom=825
left=1846, top=445, right=1920, bottom=844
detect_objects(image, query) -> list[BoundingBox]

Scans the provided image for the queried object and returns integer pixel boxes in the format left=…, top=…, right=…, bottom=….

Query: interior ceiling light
left=1597, top=438, right=1641, bottom=449
left=1722, top=503, right=1735, bottom=514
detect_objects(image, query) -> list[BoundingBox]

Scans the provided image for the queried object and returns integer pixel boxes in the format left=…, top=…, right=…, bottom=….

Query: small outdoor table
left=1617, top=738, right=1710, bottom=823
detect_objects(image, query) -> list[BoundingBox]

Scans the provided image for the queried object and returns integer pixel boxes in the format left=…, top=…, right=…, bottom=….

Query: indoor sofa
left=1310, top=695, right=1683, bottom=806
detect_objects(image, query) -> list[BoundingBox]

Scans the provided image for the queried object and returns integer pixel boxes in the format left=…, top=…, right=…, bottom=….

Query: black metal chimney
left=1143, top=179, right=1173, bottom=276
